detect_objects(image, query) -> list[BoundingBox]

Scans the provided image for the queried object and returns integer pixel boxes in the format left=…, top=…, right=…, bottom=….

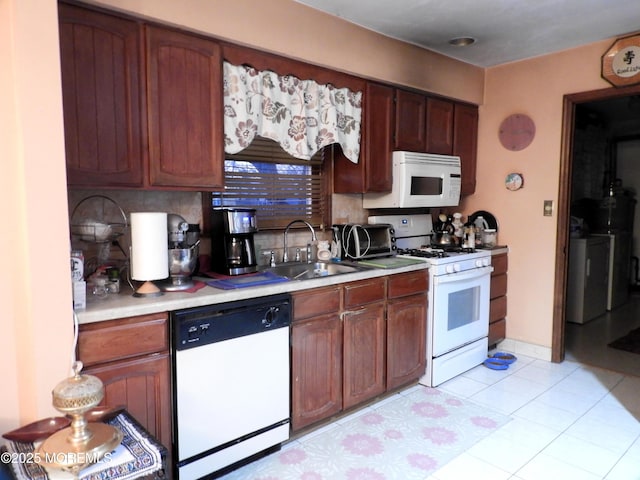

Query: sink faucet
left=283, top=220, right=317, bottom=263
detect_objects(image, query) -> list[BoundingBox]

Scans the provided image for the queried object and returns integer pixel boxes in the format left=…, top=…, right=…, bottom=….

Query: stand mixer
left=161, top=214, right=200, bottom=291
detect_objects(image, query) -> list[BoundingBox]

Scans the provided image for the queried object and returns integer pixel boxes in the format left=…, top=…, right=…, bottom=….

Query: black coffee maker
left=211, top=208, right=258, bottom=275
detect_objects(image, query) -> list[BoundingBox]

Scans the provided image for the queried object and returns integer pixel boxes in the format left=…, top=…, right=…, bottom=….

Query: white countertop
left=76, top=262, right=429, bottom=324
left=486, top=246, right=509, bottom=255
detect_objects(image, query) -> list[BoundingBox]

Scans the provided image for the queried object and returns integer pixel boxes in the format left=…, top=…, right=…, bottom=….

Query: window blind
left=212, top=137, right=330, bottom=230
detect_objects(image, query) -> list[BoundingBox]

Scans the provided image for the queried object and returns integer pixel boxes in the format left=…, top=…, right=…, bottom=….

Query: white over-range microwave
left=363, top=151, right=461, bottom=208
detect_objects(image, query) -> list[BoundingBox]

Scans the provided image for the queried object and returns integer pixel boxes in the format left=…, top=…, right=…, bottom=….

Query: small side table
left=2, top=411, right=167, bottom=480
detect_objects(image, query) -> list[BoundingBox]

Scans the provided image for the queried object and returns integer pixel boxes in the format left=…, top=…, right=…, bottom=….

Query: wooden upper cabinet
left=453, top=103, right=479, bottom=196
left=59, top=3, right=144, bottom=187
left=363, top=83, right=394, bottom=192
left=334, top=82, right=393, bottom=193
left=394, top=89, right=426, bottom=152
left=425, top=97, right=454, bottom=154
left=146, top=26, right=224, bottom=189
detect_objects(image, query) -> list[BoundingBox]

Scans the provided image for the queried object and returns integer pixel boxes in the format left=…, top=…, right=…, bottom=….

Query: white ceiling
left=295, top=0, right=640, bottom=67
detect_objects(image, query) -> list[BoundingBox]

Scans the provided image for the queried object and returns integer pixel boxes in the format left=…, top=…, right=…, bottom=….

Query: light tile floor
left=433, top=354, right=640, bottom=479
left=429, top=293, right=640, bottom=479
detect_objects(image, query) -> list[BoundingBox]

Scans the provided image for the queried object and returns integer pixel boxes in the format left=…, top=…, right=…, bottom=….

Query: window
left=212, top=137, right=332, bottom=230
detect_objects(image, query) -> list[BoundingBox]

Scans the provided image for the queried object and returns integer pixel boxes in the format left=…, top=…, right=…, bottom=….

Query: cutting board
left=206, top=271, right=289, bottom=289
left=357, top=257, right=426, bottom=269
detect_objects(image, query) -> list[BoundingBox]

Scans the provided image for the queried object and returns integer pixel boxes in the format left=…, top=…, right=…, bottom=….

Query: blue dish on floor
left=483, top=358, right=510, bottom=370
left=491, top=352, right=517, bottom=364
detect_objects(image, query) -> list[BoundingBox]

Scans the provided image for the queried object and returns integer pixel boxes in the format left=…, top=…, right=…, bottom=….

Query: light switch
left=543, top=200, right=553, bottom=216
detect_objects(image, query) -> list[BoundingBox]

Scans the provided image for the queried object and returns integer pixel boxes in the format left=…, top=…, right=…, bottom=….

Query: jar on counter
left=71, top=250, right=84, bottom=281
left=452, top=213, right=464, bottom=239
left=462, top=223, right=475, bottom=249
left=474, top=216, right=485, bottom=247
left=481, top=229, right=497, bottom=248
left=91, top=277, right=109, bottom=299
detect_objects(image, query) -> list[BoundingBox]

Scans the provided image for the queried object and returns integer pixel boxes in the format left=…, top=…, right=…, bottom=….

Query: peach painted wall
left=0, top=0, right=74, bottom=434
left=86, top=0, right=484, bottom=104
left=459, top=40, right=620, bottom=355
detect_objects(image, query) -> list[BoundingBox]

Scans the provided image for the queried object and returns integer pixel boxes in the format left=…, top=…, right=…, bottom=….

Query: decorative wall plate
left=505, top=173, right=524, bottom=191
left=499, top=114, right=535, bottom=151
left=602, top=34, right=640, bottom=87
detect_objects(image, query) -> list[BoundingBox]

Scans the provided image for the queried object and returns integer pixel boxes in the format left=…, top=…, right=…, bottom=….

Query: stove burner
left=429, top=245, right=476, bottom=254
left=397, top=248, right=449, bottom=258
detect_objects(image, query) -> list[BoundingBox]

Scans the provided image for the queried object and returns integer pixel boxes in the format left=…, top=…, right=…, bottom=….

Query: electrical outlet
left=543, top=200, right=553, bottom=216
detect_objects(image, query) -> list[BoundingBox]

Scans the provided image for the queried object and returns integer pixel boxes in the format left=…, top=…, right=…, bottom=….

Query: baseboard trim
left=495, top=338, right=553, bottom=362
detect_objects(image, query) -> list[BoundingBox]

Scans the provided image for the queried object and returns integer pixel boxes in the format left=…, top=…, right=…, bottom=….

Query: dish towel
left=5, top=414, right=163, bottom=480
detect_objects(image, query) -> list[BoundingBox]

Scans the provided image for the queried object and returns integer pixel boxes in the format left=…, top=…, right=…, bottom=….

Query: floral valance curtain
left=223, top=61, right=363, bottom=163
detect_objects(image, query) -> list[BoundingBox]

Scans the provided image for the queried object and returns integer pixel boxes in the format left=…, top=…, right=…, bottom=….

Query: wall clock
left=498, top=114, right=536, bottom=151
left=505, top=173, right=524, bottom=191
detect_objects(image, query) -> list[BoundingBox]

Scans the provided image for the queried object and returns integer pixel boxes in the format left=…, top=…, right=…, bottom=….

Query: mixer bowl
left=163, top=246, right=199, bottom=291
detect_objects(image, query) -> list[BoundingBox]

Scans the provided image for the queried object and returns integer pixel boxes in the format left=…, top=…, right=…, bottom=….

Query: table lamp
left=130, top=212, right=168, bottom=297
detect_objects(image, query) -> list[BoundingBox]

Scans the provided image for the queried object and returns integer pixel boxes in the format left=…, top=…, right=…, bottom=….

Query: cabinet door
left=453, top=103, right=479, bottom=196
left=343, top=303, right=386, bottom=409
left=59, top=4, right=144, bottom=187
left=334, top=82, right=393, bottom=193
left=291, top=315, right=342, bottom=431
left=146, top=26, right=224, bottom=189
left=394, top=89, right=426, bottom=152
left=84, top=353, right=171, bottom=449
left=364, top=83, right=394, bottom=191
left=387, top=294, right=427, bottom=390
left=425, top=97, right=454, bottom=154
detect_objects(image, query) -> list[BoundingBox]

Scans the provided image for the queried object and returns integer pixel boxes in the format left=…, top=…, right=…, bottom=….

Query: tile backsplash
left=68, top=189, right=368, bottom=267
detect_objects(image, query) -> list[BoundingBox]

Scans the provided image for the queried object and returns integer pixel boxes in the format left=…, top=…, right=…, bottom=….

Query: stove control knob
left=446, top=264, right=461, bottom=273
left=476, top=258, right=491, bottom=268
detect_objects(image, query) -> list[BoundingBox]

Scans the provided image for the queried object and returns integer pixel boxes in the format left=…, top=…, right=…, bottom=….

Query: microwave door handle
left=433, top=266, right=493, bottom=285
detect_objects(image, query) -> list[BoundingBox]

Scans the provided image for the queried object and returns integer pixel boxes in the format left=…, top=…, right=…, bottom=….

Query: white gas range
left=369, top=214, right=493, bottom=386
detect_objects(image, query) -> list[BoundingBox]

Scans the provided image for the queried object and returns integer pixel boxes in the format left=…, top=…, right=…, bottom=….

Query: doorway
left=553, top=84, right=640, bottom=364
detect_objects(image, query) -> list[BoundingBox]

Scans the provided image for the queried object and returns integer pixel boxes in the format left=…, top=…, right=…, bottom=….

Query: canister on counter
left=71, top=250, right=84, bottom=281
left=481, top=229, right=497, bottom=248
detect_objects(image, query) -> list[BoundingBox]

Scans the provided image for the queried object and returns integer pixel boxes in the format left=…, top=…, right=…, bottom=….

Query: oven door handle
left=433, top=266, right=493, bottom=285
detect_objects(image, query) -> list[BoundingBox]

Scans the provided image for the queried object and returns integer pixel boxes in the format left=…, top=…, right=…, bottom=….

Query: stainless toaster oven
left=333, top=223, right=396, bottom=260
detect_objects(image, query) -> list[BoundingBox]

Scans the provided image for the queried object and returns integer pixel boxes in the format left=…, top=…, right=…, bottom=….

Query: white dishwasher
left=171, top=293, right=291, bottom=479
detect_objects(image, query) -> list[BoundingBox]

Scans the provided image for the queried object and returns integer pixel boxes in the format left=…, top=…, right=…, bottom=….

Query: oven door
left=430, top=266, right=492, bottom=357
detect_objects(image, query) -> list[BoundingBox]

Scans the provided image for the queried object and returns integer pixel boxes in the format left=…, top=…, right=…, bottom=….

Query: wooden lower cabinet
left=291, top=270, right=428, bottom=432
left=489, top=253, right=508, bottom=347
left=78, top=313, right=171, bottom=449
left=386, top=294, right=427, bottom=390
left=291, top=286, right=343, bottom=431
left=343, top=302, right=386, bottom=410
left=291, top=313, right=343, bottom=431
left=83, top=354, right=171, bottom=448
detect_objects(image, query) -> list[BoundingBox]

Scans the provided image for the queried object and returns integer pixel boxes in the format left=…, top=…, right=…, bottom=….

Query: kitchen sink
left=263, top=261, right=364, bottom=280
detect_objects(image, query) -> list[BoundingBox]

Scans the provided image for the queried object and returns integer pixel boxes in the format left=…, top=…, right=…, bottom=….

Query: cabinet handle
left=586, top=258, right=591, bottom=277
left=340, top=308, right=366, bottom=320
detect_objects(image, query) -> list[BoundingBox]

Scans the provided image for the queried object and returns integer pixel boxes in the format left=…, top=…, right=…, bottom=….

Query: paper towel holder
left=130, top=212, right=168, bottom=298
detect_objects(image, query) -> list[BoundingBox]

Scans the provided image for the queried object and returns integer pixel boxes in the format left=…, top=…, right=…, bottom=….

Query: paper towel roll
left=130, top=212, right=169, bottom=280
